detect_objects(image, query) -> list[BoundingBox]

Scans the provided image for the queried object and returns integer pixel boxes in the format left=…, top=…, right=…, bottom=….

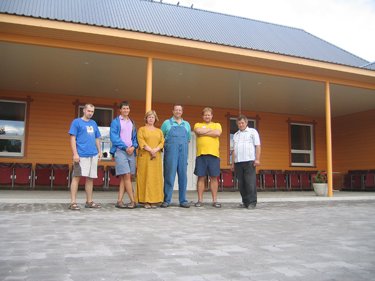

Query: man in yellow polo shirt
left=193, top=107, right=222, bottom=208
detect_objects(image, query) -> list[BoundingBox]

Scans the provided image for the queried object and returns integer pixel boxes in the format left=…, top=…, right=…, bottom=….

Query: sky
left=163, top=0, right=375, bottom=63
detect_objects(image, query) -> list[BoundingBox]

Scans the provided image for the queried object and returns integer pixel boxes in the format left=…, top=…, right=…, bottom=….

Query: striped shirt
left=233, top=127, right=261, bottom=163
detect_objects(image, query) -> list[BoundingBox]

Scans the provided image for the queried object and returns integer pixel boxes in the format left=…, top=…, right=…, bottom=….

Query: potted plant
left=131, top=173, right=137, bottom=191
left=312, top=170, right=328, bottom=196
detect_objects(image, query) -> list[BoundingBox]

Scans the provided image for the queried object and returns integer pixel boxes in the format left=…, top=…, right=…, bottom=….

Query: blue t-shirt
left=69, top=118, right=101, bottom=157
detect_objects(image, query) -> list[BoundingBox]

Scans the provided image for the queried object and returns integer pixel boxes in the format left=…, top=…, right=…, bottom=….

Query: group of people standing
left=68, top=102, right=261, bottom=210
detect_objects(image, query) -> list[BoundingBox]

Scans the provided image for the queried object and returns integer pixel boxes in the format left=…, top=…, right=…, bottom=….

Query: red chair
left=0, top=163, right=14, bottom=188
left=275, top=173, right=288, bottom=190
left=342, top=170, right=366, bottom=191
left=76, top=165, right=106, bottom=189
left=259, top=170, right=275, bottom=190
left=365, top=173, right=375, bottom=190
left=93, top=165, right=106, bottom=188
left=220, top=169, right=235, bottom=191
left=14, top=163, right=33, bottom=188
left=33, top=163, right=53, bottom=189
left=284, top=170, right=300, bottom=190
left=352, top=174, right=363, bottom=190
left=52, top=164, right=70, bottom=189
left=107, top=166, right=121, bottom=188
left=271, top=170, right=287, bottom=191
left=341, top=173, right=352, bottom=190
left=256, top=174, right=262, bottom=191
left=300, top=173, right=311, bottom=190
left=208, top=173, right=222, bottom=191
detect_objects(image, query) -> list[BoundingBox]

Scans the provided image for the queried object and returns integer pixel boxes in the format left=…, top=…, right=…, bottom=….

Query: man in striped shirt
left=231, top=115, right=261, bottom=209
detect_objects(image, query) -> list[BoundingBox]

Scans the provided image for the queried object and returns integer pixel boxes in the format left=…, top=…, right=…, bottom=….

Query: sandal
left=144, top=203, right=151, bottom=209
left=115, top=201, right=127, bottom=209
left=194, top=201, right=203, bottom=207
left=212, top=202, right=221, bottom=208
left=150, top=203, right=156, bottom=209
left=69, top=203, right=80, bottom=210
left=85, top=201, right=101, bottom=208
left=126, top=201, right=137, bottom=209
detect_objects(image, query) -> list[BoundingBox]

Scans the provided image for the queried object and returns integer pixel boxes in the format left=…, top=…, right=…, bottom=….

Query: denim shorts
left=194, top=155, right=221, bottom=177
left=114, top=149, right=136, bottom=176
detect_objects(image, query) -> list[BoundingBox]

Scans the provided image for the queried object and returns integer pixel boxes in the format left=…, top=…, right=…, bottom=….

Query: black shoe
left=238, top=204, right=248, bottom=208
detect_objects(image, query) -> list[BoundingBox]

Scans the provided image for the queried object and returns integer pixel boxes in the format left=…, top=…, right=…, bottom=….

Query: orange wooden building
left=0, top=0, right=374, bottom=194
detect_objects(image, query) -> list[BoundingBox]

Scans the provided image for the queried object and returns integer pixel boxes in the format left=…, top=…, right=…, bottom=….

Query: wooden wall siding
left=1, top=90, right=329, bottom=175
left=332, top=109, right=375, bottom=174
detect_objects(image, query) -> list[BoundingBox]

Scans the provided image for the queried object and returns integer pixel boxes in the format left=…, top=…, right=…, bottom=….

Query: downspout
left=145, top=57, right=153, bottom=113
left=325, top=82, right=333, bottom=197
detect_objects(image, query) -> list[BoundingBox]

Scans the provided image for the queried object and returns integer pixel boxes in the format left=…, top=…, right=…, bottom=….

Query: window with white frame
left=290, top=123, right=314, bottom=166
left=0, top=100, right=26, bottom=157
left=229, top=117, right=256, bottom=164
left=78, top=105, right=113, bottom=160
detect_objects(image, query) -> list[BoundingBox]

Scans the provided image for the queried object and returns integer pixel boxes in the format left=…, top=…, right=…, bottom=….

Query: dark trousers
left=234, top=161, right=257, bottom=206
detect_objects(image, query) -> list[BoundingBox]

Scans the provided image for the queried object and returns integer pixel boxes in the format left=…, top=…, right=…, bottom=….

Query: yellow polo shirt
left=194, top=122, right=222, bottom=158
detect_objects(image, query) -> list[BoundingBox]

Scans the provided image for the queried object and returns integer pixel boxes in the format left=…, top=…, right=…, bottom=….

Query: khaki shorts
left=72, top=155, right=98, bottom=178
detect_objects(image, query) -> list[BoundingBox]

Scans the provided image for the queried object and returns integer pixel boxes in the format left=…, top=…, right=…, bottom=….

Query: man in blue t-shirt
left=68, top=103, right=102, bottom=210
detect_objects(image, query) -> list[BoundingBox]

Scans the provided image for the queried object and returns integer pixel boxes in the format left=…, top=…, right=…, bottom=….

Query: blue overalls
left=163, top=118, right=189, bottom=206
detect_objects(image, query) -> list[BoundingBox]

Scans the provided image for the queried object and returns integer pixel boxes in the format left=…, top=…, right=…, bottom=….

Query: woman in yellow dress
left=136, top=110, right=165, bottom=209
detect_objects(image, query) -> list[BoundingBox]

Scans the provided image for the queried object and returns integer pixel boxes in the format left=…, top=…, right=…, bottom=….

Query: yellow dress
left=136, top=126, right=165, bottom=203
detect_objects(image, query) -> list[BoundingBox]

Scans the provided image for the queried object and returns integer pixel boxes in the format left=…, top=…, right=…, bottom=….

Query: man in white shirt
left=231, top=115, right=261, bottom=209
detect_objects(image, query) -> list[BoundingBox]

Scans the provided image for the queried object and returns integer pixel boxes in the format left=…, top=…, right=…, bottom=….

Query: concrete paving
left=0, top=190, right=375, bottom=281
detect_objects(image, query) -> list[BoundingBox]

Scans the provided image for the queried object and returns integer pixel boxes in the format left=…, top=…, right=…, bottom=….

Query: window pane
left=291, top=125, right=311, bottom=150
left=0, top=139, right=22, bottom=153
left=0, top=101, right=26, bottom=156
left=0, top=120, right=25, bottom=136
left=101, top=142, right=111, bottom=159
left=91, top=109, right=112, bottom=127
left=0, top=102, right=26, bottom=121
left=292, top=153, right=310, bottom=163
left=98, top=126, right=110, bottom=141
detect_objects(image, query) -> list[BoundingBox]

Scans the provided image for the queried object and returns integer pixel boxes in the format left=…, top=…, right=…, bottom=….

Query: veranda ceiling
left=0, top=41, right=374, bottom=118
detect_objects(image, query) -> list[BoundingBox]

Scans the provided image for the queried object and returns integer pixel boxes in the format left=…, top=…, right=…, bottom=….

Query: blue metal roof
left=362, top=61, right=375, bottom=70
left=0, top=0, right=369, bottom=67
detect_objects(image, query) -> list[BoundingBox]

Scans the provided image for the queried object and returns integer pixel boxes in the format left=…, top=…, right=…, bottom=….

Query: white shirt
left=233, top=127, right=261, bottom=163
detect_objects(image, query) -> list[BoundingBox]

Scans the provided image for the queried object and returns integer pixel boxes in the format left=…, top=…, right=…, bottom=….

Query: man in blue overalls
left=160, top=104, right=191, bottom=208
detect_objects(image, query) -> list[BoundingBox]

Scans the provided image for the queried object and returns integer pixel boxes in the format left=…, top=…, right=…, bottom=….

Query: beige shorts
left=72, top=155, right=98, bottom=178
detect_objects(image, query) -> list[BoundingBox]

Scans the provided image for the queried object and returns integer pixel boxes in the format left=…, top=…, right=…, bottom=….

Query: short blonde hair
left=202, top=107, right=213, bottom=115
left=144, top=110, right=159, bottom=124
